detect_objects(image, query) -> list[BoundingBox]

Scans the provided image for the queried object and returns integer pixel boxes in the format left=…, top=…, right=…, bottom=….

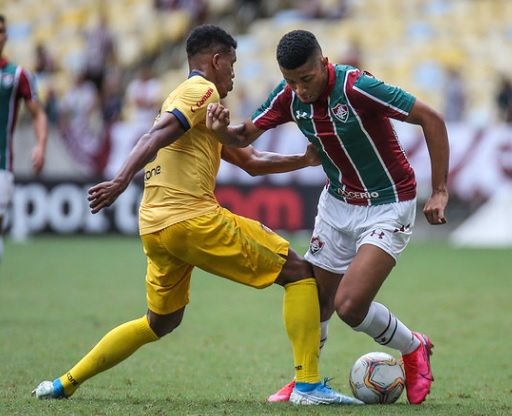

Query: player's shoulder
left=1, top=58, right=22, bottom=73
left=180, top=74, right=219, bottom=99
left=268, top=79, right=292, bottom=101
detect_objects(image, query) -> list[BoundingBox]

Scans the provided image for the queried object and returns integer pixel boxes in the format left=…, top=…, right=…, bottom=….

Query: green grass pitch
left=0, top=235, right=510, bottom=415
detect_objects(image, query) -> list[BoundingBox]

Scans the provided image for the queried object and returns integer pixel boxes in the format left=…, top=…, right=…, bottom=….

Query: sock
left=352, top=302, right=420, bottom=355
left=283, top=278, right=320, bottom=385
left=319, top=319, right=330, bottom=356
left=58, top=315, right=159, bottom=397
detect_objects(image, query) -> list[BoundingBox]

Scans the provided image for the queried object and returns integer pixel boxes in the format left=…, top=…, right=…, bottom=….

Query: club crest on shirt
left=1, top=73, right=14, bottom=88
left=332, top=104, right=349, bottom=123
left=309, top=236, right=324, bottom=255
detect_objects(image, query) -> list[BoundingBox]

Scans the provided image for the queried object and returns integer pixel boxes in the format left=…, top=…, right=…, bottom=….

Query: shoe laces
left=322, top=377, right=334, bottom=390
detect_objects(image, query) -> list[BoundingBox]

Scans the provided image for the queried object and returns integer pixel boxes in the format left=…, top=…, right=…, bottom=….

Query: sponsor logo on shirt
left=332, top=103, right=349, bottom=123
left=144, top=165, right=161, bottom=181
left=337, top=188, right=379, bottom=199
left=295, top=110, right=310, bottom=120
left=190, top=87, right=214, bottom=113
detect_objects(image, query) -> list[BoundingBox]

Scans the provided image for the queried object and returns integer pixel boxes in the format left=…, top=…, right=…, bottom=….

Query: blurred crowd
left=6, top=0, right=512, bottom=178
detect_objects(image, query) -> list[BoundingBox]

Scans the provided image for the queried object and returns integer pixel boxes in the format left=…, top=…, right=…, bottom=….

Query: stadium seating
left=1, top=0, right=511, bottom=123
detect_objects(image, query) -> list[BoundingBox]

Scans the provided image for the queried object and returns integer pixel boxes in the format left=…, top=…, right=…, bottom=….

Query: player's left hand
left=32, top=145, right=45, bottom=174
left=423, top=190, right=448, bottom=225
left=206, top=103, right=230, bottom=132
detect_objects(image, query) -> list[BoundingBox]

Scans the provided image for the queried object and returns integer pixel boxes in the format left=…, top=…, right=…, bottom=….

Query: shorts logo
left=309, top=236, right=324, bottom=255
left=393, top=224, right=410, bottom=233
left=332, top=104, right=349, bottom=123
left=370, top=230, right=385, bottom=239
left=260, top=223, right=275, bottom=234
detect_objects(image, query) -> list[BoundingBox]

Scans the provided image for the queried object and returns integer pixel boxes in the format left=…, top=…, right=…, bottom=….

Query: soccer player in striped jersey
left=32, top=25, right=362, bottom=406
left=0, top=14, right=48, bottom=262
left=206, top=29, right=449, bottom=405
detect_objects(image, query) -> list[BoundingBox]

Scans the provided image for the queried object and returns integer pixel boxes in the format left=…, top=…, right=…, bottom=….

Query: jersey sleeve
left=17, top=68, right=40, bottom=103
left=162, top=80, right=219, bottom=132
left=251, top=80, right=294, bottom=130
left=347, top=70, right=416, bottom=121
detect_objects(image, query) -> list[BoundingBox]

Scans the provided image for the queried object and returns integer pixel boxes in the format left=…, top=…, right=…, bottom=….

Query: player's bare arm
left=206, top=102, right=263, bottom=148
left=88, top=112, right=185, bottom=213
left=221, top=143, right=321, bottom=176
left=406, top=99, right=449, bottom=225
left=25, top=98, right=48, bottom=174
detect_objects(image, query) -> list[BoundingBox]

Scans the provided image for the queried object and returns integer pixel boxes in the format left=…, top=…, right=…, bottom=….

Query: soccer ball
left=349, top=351, right=405, bottom=404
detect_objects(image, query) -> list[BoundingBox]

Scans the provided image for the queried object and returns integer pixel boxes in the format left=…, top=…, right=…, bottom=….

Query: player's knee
left=147, top=308, right=185, bottom=338
left=335, top=298, right=366, bottom=327
left=276, top=250, right=313, bottom=285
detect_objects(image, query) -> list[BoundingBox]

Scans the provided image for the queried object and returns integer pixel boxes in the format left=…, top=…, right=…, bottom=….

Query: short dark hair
left=0, top=15, right=6, bottom=25
left=186, top=24, right=237, bottom=59
left=276, top=30, right=322, bottom=70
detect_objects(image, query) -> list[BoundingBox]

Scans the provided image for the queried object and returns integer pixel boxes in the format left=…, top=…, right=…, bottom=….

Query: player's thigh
left=336, top=201, right=415, bottom=313
left=141, top=231, right=194, bottom=315
left=338, top=244, right=396, bottom=308
left=163, top=208, right=289, bottom=289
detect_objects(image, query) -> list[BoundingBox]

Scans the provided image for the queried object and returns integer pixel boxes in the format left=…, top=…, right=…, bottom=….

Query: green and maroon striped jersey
left=0, top=58, right=39, bottom=171
left=252, top=64, right=417, bottom=206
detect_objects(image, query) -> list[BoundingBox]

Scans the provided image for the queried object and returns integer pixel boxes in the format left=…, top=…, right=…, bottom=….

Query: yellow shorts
left=141, top=206, right=289, bottom=315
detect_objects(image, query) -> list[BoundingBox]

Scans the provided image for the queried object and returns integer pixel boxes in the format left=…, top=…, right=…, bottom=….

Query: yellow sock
left=59, top=315, right=159, bottom=396
left=283, top=278, right=320, bottom=384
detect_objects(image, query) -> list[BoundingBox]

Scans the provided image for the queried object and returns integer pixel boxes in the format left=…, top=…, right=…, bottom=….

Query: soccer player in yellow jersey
left=31, top=24, right=363, bottom=405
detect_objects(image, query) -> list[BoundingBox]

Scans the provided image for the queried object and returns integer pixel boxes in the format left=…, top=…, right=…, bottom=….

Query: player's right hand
left=88, top=181, right=123, bottom=214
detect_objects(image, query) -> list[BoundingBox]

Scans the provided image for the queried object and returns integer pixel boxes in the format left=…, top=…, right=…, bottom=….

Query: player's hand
left=206, top=103, right=230, bottom=132
left=88, top=181, right=124, bottom=214
left=32, top=145, right=45, bottom=174
left=304, top=143, right=321, bottom=166
left=423, top=189, right=448, bottom=225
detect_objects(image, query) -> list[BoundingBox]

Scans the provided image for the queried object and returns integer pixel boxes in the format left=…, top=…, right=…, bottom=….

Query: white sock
left=352, top=302, right=419, bottom=355
left=319, top=319, right=330, bottom=356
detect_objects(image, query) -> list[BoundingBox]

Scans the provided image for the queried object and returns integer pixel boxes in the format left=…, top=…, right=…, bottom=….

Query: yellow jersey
left=139, top=73, right=222, bottom=235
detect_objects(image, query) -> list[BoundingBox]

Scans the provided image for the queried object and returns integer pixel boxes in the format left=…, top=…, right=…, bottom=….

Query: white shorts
left=304, top=188, right=416, bottom=274
left=0, top=170, right=14, bottom=216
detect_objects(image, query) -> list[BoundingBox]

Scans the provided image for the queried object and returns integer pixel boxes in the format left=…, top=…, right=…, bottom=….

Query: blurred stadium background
left=3, top=0, right=512, bottom=246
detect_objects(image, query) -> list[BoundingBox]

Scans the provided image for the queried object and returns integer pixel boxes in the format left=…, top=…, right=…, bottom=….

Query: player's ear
left=211, top=53, right=221, bottom=69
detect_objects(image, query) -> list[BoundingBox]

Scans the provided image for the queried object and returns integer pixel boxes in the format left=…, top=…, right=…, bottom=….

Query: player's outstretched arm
left=406, top=98, right=449, bottom=225
left=88, top=112, right=185, bottom=213
left=221, top=143, right=321, bottom=176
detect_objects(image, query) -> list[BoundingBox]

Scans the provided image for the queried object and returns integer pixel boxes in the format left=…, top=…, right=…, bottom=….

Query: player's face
left=214, top=47, right=236, bottom=99
left=280, top=54, right=329, bottom=104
